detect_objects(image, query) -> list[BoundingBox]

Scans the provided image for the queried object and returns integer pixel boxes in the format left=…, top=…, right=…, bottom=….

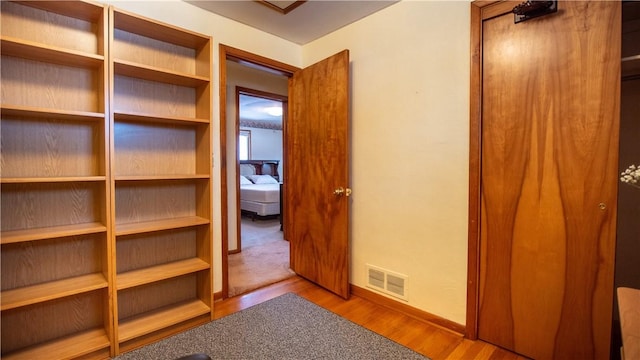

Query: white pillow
left=239, top=176, right=253, bottom=185
left=247, top=175, right=278, bottom=184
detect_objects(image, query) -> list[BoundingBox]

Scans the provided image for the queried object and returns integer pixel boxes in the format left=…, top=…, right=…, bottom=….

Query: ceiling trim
left=256, top=0, right=307, bottom=15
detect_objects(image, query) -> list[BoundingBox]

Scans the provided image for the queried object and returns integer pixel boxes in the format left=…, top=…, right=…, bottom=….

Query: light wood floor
left=214, top=276, right=528, bottom=360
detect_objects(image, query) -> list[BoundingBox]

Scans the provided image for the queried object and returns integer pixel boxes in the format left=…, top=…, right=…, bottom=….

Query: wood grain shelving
left=0, top=1, right=113, bottom=358
left=1, top=222, right=107, bottom=244
left=112, top=8, right=210, bottom=51
left=117, top=258, right=210, bottom=290
left=115, top=175, right=210, bottom=181
left=1, top=328, right=111, bottom=360
left=115, top=216, right=210, bottom=236
left=114, top=111, right=209, bottom=125
left=1, top=273, right=108, bottom=311
left=114, top=59, right=209, bottom=87
left=1, top=36, right=104, bottom=68
left=110, top=6, right=213, bottom=355
left=117, top=300, right=210, bottom=342
left=1, top=176, right=106, bottom=184
left=1, top=2, right=213, bottom=357
left=1, top=104, right=105, bottom=122
left=11, top=0, right=104, bottom=22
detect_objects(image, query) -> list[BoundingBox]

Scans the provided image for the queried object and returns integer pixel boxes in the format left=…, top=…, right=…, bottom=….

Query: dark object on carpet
left=114, top=293, right=429, bottom=360
left=175, top=354, right=211, bottom=360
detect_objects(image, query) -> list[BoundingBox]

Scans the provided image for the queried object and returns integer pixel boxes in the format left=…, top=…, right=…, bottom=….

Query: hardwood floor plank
left=413, top=327, right=465, bottom=360
left=444, top=339, right=481, bottom=360
left=214, top=276, right=526, bottom=359
left=488, top=347, right=526, bottom=360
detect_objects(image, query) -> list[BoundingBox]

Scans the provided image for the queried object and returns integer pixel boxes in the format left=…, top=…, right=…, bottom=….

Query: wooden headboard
left=239, top=160, right=280, bottom=181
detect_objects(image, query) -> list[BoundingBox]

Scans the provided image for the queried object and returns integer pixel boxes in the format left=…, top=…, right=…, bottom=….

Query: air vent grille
left=365, top=264, right=408, bottom=301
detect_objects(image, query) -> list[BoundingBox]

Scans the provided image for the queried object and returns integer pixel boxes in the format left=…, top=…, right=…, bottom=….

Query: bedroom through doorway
left=224, top=58, right=294, bottom=298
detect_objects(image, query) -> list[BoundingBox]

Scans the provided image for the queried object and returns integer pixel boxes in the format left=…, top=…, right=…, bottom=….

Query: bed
left=239, top=160, right=281, bottom=218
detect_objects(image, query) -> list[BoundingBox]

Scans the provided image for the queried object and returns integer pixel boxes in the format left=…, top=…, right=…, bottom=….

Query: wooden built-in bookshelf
left=109, top=6, right=213, bottom=355
left=1, top=1, right=213, bottom=358
left=0, top=1, right=112, bottom=359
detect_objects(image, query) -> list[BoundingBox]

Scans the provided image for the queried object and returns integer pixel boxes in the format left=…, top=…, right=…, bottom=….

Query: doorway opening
left=229, top=87, right=292, bottom=297
left=219, top=45, right=299, bottom=299
left=220, top=45, right=351, bottom=300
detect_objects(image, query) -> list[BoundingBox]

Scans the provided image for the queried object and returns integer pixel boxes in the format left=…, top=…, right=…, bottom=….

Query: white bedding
left=240, top=183, right=280, bottom=203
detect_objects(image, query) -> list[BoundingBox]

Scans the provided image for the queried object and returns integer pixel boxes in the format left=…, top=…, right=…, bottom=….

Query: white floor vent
left=366, top=264, right=408, bottom=301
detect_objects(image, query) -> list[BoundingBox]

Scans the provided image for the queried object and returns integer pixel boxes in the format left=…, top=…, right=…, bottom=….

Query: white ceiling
left=194, top=0, right=398, bottom=124
left=196, top=0, right=398, bottom=124
left=185, top=0, right=398, bottom=45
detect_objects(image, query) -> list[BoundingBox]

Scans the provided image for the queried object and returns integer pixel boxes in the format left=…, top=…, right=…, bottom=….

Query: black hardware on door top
left=513, top=1, right=558, bottom=24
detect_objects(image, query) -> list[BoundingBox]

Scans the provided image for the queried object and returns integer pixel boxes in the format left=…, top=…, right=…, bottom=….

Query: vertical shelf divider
left=108, top=6, right=213, bottom=355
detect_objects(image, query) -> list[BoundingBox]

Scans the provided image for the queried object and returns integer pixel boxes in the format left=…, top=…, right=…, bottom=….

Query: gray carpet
left=114, top=293, right=429, bottom=360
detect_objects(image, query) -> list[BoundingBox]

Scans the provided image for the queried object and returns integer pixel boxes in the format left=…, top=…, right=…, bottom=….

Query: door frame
left=466, top=0, right=509, bottom=340
left=219, top=44, right=299, bottom=299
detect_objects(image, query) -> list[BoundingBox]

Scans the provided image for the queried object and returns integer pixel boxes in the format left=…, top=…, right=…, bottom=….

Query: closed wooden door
left=478, top=2, right=620, bottom=359
left=286, top=50, right=350, bottom=299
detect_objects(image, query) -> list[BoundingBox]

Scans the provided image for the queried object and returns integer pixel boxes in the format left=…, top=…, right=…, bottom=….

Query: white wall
left=243, top=127, right=283, bottom=165
left=303, top=1, right=471, bottom=324
left=104, top=0, right=471, bottom=325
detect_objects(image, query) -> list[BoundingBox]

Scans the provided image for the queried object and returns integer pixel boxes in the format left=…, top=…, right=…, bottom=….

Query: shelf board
left=1, top=222, right=107, bottom=244
left=114, top=59, right=209, bottom=87
left=113, top=111, right=209, bottom=125
left=115, top=174, right=210, bottom=181
left=1, top=328, right=110, bottom=360
left=1, top=176, right=106, bottom=184
left=1, top=36, right=104, bottom=68
left=113, top=9, right=210, bottom=49
left=117, top=258, right=210, bottom=290
left=622, top=54, right=640, bottom=78
left=1, top=273, right=108, bottom=311
left=13, top=1, right=105, bottom=23
left=0, top=104, right=105, bottom=122
left=118, top=299, right=210, bottom=342
left=115, top=216, right=210, bottom=236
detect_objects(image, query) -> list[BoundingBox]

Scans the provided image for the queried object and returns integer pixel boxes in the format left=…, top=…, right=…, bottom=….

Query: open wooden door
left=286, top=50, right=350, bottom=299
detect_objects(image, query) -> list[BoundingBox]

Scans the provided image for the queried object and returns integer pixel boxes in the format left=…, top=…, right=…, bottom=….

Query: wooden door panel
left=479, top=2, right=620, bottom=359
left=287, top=50, right=350, bottom=299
